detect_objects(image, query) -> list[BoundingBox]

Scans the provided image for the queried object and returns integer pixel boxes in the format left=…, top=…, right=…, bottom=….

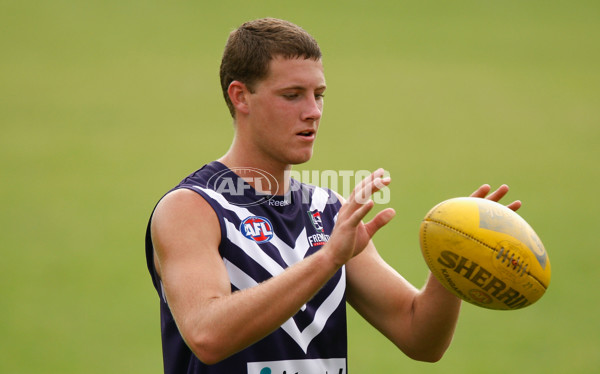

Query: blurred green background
left=1, top=0, right=598, bottom=373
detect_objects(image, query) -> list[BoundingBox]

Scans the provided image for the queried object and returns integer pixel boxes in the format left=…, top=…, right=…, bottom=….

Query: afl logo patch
left=240, top=216, right=274, bottom=243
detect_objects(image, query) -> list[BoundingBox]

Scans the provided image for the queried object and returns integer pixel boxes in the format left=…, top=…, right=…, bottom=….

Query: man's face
left=243, top=56, right=326, bottom=167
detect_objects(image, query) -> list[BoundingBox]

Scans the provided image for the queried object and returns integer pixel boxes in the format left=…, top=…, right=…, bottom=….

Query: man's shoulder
left=175, top=161, right=225, bottom=189
left=155, top=188, right=216, bottom=219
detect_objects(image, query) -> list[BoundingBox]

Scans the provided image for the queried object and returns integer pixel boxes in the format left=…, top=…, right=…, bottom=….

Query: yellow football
left=419, top=197, right=551, bottom=310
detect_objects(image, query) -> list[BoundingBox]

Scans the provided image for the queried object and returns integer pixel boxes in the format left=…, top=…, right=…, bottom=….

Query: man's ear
left=228, top=81, right=250, bottom=115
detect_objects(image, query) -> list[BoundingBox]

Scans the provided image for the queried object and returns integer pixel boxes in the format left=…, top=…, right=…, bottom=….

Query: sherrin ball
left=419, top=197, right=551, bottom=310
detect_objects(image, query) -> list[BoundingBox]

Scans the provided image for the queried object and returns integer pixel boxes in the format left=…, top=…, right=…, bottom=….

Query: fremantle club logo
left=307, top=210, right=330, bottom=247
left=307, top=210, right=324, bottom=232
left=240, top=216, right=275, bottom=243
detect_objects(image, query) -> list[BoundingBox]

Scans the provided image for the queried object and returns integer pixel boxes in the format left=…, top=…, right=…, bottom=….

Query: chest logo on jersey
left=308, top=210, right=324, bottom=232
left=240, top=216, right=274, bottom=243
left=307, top=210, right=330, bottom=247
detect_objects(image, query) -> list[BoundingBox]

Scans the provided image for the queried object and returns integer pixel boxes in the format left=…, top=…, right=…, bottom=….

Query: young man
left=145, top=18, right=521, bottom=373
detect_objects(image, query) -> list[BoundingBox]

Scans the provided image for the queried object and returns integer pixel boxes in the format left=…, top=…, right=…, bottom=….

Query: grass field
left=1, top=1, right=598, bottom=373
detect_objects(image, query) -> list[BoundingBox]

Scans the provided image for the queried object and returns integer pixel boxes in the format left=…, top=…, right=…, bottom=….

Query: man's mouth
left=297, top=130, right=315, bottom=137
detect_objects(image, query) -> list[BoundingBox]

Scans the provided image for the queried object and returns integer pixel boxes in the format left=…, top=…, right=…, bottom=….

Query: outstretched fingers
left=340, top=169, right=392, bottom=230
left=504, top=200, right=522, bottom=212
left=348, top=169, right=383, bottom=202
left=470, top=183, right=522, bottom=212
left=348, top=170, right=390, bottom=206
left=326, top=169, right=394, bottom=263
left=469, top=184, right=492, bottom=198
left=345, top=199, right=376, bottom=227
left=485, top=184, right=510, bottom=201
left=364, top=207, right=396, bottom=237
left=344, top=171, right=393, bottom=235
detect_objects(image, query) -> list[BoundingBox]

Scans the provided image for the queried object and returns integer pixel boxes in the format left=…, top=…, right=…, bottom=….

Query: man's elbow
left=402, top=342, right=450, bottom=363
left=187, top=331, right=232, bottom=365
left=407, top=350, right=445, bottom=363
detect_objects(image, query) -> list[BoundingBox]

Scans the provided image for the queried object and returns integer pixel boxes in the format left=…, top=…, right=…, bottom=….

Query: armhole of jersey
left=332, top=190, right=342, bottom=218
left=319, top=186, right=343, bottom=213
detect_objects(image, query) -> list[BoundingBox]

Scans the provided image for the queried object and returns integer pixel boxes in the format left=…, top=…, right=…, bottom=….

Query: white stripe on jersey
left=279, top=266, right=346, bottom=353
left=309, top=185, right=330, bottom=212
left=269, top=227, right=310, bottom=265
left=224, top=259, right=346, bottom=354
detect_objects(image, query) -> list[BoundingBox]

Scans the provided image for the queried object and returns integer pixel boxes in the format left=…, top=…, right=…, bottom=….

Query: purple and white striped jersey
left=145, top=161, right=348, bottom=374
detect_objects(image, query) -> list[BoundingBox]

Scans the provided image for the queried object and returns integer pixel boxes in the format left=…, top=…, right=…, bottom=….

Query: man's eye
left=283, top=93, right=299, bottom=100
left=315, top=93, right=325, bottom=100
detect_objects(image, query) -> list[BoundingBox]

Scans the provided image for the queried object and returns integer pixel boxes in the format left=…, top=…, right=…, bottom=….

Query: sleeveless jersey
left=145, top=161, right=347, bottom=373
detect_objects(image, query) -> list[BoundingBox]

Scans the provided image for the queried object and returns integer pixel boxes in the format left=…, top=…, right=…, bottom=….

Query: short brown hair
left=219, top=18, right=322, bottom=118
